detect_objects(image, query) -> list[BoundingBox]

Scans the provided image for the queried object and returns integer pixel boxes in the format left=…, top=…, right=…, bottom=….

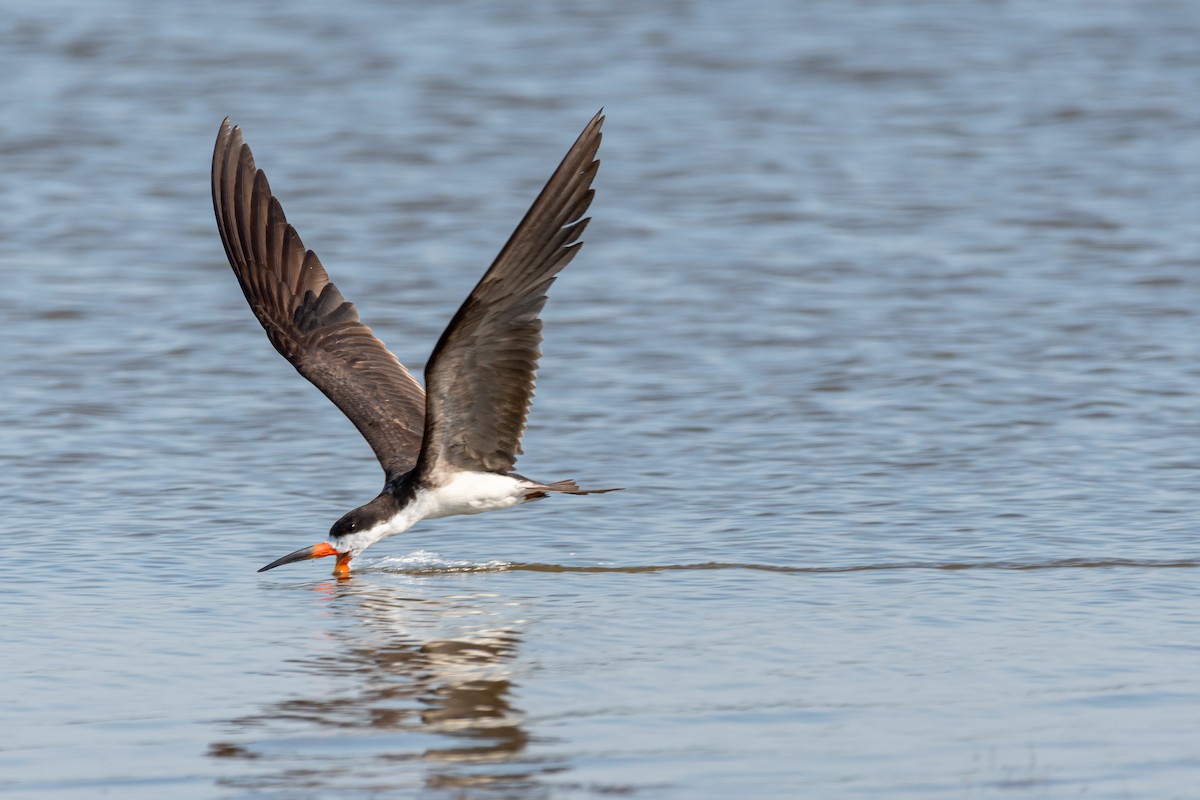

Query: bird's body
left=414, top=471, right=532, bottom=521
left=211, top=113, right=617, bottom=577
left=332, top=472, right=565, bottom=556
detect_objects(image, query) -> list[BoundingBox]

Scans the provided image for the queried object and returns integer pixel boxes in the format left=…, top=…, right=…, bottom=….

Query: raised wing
left=212, top=118, right=426, bottom=482
left=416, top=111, right=603, bottom=482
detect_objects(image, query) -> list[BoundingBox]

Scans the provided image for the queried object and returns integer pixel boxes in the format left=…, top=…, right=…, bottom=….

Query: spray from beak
left=257, top=542, right=352, bottom=578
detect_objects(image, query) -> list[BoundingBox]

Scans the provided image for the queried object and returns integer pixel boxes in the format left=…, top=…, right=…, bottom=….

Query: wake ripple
left=365, top=554, right=1197, bottom=576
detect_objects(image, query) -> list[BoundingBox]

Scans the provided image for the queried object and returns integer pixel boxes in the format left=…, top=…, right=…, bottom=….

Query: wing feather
left=212, top=119, right=426, bottom=482
left=417, top=112, right=604, bottom=481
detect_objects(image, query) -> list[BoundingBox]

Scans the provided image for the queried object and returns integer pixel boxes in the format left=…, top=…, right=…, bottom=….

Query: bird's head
left=256, top=496, right=397, bottom=578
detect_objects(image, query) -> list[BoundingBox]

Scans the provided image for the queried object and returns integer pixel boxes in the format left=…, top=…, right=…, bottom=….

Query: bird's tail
left=524, top=479, right=623, bottom=500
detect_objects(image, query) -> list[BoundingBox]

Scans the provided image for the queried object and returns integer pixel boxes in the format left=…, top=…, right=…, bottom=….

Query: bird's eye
left=346, top=522, right=358, bottom=532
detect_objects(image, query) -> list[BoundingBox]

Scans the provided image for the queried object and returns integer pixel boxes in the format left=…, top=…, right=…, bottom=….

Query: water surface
left=2, top=1, right=1199, bottom=797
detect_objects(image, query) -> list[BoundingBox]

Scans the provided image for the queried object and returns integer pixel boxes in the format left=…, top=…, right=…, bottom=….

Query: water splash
left=364, top=550, right=513, bottom=573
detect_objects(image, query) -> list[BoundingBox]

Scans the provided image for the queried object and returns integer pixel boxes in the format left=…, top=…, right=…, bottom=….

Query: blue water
left=2, top=0, right=1199, bottom=797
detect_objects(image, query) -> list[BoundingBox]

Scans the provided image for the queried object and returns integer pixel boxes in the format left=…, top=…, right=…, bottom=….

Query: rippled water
left=3, top=1, right=1200, bottom=797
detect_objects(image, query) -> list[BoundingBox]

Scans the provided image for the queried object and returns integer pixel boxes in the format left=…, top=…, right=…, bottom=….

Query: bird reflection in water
left=210, top=579, right=562, bottom=796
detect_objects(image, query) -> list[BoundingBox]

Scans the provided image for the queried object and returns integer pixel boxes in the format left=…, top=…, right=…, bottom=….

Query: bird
left=211, top=112, right=619, bottom=578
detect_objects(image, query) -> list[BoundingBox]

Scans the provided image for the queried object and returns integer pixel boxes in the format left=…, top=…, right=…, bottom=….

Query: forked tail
left=524, top=479, right=624, bottom=500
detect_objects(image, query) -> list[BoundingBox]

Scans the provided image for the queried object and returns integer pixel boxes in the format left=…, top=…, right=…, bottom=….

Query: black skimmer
left=211, top=112, right=619, bottom=578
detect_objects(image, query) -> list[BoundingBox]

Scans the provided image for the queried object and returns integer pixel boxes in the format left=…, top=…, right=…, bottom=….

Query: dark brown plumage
left=418, top=113, right=602, bottom=483
left=212, top=121, right=427, bottom=483
left=211, top=112, right=604, bottom=488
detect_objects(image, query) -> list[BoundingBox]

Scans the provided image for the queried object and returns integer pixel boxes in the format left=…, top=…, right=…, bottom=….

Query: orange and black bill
left=258, top=542, right=351, bottom=577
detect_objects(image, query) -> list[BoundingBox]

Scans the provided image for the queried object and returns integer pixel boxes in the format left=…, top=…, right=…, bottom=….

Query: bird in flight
left=211, top=112, right=618, bottom=578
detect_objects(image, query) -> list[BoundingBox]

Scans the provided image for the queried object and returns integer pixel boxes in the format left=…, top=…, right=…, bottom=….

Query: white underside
left=422, top=471, right=531, bottom=519
left=336, top=472, right=533, bottom=556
